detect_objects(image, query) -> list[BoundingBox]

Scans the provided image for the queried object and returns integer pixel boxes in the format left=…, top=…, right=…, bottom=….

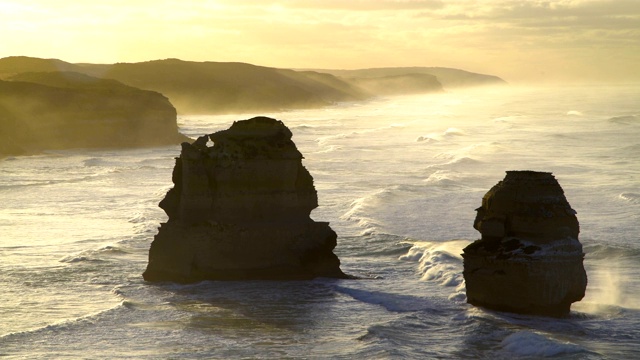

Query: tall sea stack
left=462, top=171, right=587, bottom=317
left=143, top=116, right=347, bottom=282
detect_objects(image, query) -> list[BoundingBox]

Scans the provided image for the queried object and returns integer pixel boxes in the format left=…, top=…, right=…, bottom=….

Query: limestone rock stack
left=462, top=171, right=587, bottom=317
left=143, top=116, right=347, bottom=282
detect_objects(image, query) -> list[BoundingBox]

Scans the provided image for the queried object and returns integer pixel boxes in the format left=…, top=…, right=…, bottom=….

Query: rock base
left=143, top=220, right=346, bottom=282
left=463, top=238, right=587, bottom=317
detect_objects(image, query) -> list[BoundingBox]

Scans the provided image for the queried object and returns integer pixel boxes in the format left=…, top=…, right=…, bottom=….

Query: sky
left=1, top=0, right=639, bottom=83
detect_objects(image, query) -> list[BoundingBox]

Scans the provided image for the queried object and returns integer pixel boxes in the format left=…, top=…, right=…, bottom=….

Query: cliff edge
left=0, top=71, right=188, bottom=157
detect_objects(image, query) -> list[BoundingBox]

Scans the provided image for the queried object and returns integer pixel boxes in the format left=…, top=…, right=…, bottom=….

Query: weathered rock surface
left=462, top=171, right=587, bottom=317
left=143, top=116, right=348, bottom=282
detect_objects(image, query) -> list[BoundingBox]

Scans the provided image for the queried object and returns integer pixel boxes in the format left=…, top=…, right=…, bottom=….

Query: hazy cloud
left=215, top=0, right=445, bottom=11
left=1, top=0, right=639, bottom=82
left=435, top=0, right=640, bottom=26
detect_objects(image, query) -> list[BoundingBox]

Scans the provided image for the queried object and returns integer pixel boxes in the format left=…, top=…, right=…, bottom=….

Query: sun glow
left=1, top=1, right=639, bottom=83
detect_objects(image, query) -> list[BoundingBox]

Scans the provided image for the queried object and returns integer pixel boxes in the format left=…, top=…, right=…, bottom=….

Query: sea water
left=1, top=85, right=638, bottom=359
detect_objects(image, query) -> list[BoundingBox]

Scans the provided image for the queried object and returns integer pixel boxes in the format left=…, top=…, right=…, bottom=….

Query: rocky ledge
left=143, top=116, right=348, bottom=282
left=462, top=171, right=587, bottom=317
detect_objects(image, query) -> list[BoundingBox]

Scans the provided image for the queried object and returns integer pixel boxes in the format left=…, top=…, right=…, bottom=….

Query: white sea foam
left=340, top=185, right=423, bottom=232
left=500, top=331, right=586, bottom=357
left=415, top=135, right=437, bottom=142
left=578, top=261, right=640, bottom=312
left=128, top=212, right=148, bottom=223
left=312, top=144, right=343, bottom=154
left=399, top=240, right=469, bottom=287
left=2, top=86, right=639, bottom=358
left=341, top=193, right=383, bottom=233
left=314, top=122, right=408, bottom=146
left=426, top=156, right=480, bottom=171
left=416, top=127, right=465, bottom=143
left=423, top=170, right=465, bottom=188
left=0, top=301, right=125, bottom=341
left=619, top=192, right=640, bottom=204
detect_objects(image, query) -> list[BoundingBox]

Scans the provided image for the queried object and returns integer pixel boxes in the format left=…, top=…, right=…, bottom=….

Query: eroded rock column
left=462, top=171, right=587, bottom=317
left=143, top=116, right=348, bottom=282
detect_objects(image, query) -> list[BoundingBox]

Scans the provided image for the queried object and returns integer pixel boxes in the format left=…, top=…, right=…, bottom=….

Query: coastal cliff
left=0, top=57, right=506, bottom=115
left=143, top=117, right=347, bottom=282
left=462, top=171, right=587, bottom=317
left=347, top=73, right=443, bottom=95
left=316, top=67, right=506, bottom=89
left=0, top=71, right=188, bottom=156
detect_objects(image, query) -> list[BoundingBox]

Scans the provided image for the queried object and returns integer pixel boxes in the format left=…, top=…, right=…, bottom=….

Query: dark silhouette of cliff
left=8, top=70, right=133, bottom=91
left=76, top=59, right=368, bottom=114
left=0, top=57, right=506, bottom=115
left=0, top=56, right=79, bottom=78
left=0, top=57, right=369, bottom=114
left=317, top=67, right=507, bottom=89
left=0, top=72, right=187, bottom=156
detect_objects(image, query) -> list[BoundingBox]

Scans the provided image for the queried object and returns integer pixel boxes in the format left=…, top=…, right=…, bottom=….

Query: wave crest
left=609, top=115, right=638, bottom=124
left=59, top=245, right=128, bottom=264
left=399, top=240, right=469, bottom=287
left=500, top=331, right=588, bottom=357
left=619, top=192, right=640, bottom=204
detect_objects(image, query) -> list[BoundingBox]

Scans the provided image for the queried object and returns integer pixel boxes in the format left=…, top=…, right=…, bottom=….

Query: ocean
left=1, top=85, right=638, bottom=359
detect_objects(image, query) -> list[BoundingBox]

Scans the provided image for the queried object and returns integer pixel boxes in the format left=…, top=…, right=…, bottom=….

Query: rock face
left=143, top=116, right=348, bottom=282
left=462, top=171, right=587, bottom=317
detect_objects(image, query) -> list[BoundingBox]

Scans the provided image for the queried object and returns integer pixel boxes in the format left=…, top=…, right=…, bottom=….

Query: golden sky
left=1, top=0, right=639, bottom=83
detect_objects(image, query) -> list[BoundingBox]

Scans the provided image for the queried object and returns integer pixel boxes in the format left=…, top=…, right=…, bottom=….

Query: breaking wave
left=426, top=157, right=481, bottom=171
left=59, top=245, right=129, bottom=264
left=609, top=115, right=638, bottom=124
left=415, top=127, right=465, bottom=143
left=0, top=301, right=125, bottom=341
left=399, top=241, right=468, bottom=287
left=315, top=123, right=407, bottom=146
left=618, top=192, right=640, bottom=204
left=500, top=331, right=589, bottom=357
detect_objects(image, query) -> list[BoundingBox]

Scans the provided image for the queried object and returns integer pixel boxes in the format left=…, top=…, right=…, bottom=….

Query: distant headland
left=0, top=56, right=506, bottom=156
left=0, top=56, right=506, bottom=114
left=0, top=71, right=188, bottom=156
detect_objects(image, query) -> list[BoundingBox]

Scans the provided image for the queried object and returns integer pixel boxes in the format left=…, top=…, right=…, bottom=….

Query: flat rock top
left=190, top=116, right=302, bottom=160
left=210, top=116, right=292, bottom=141
left=484, top=170, right=573, bottom=208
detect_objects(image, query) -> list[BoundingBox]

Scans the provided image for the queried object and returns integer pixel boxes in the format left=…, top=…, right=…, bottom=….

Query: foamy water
left=1, top=85, right=639, bottom=358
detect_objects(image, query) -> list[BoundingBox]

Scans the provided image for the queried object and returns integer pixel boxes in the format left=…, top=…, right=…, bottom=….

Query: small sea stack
left=462, top=171, right=587, bottom=317
left=143, top=116, right=348, bottom=282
